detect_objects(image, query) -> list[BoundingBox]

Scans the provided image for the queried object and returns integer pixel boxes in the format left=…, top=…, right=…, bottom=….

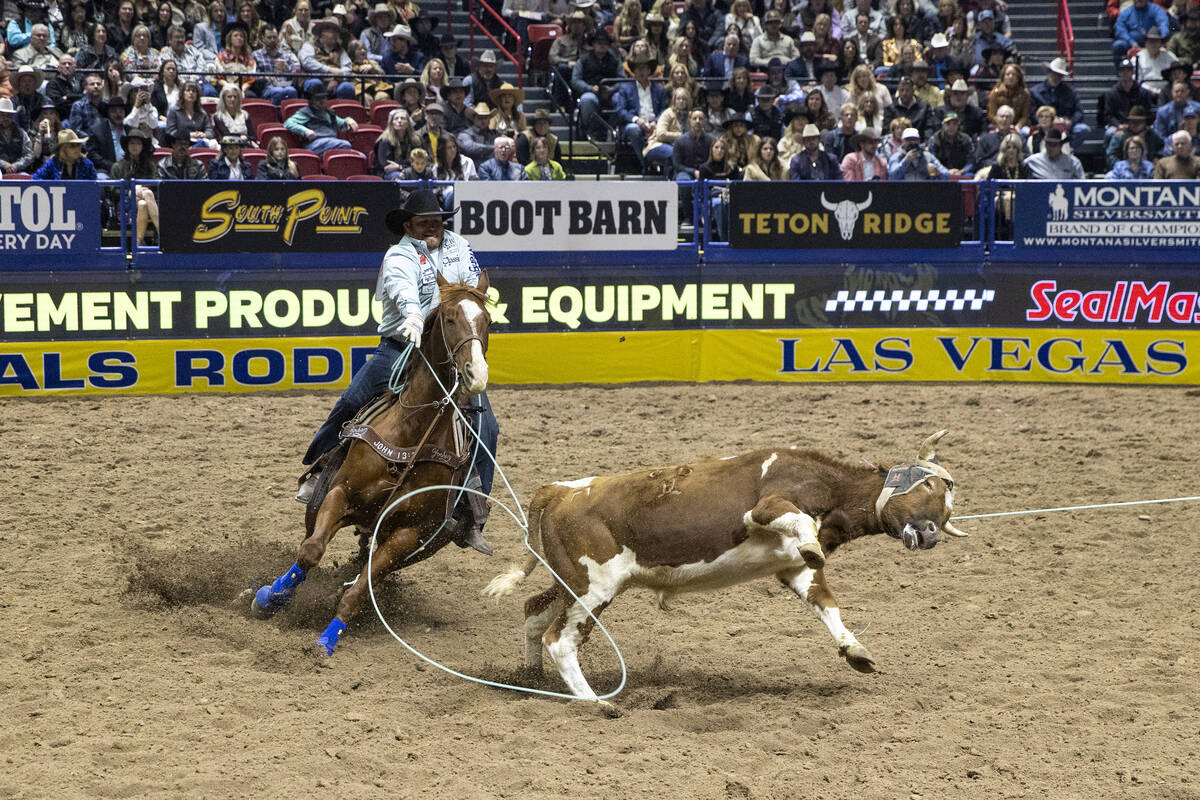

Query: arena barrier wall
left=3, top=259, right=1199, bottom=396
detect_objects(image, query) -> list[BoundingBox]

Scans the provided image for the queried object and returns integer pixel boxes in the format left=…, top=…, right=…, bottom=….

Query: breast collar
left=874, top=460, right=955, bottom=522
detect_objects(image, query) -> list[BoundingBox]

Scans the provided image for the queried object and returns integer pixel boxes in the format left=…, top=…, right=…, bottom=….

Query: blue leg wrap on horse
left=254, top=562, right=307, bottom=611
left=318, top=618, right=347, bottom=656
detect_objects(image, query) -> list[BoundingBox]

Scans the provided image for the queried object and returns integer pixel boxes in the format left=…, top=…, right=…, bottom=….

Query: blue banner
left=0, top=181, right=101, bottom=257
left=1013, top=180, right=1200, bottom=250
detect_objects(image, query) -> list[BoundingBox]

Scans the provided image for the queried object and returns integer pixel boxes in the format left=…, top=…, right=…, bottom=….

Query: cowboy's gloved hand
left=398, top=311, right=423, bottom=348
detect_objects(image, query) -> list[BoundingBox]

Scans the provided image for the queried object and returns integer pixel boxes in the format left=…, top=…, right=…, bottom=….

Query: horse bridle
left=399, top=295, right=486, bottom=411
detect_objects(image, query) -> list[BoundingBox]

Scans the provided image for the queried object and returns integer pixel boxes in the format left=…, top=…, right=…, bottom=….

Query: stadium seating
left=242, top=99, right=280, bottom=133
left=527, top=23, right=561, bottom=44
left=369, top=100, right=401, bottom=127
left=322, top=150, right=369, bottom=178
left=301, top=173, right=338, bottom=180
left=242, top=147, right=267, bottom=172
left=200, top=97, right=217, bottom=114
left=288, top=149, right=321, bottom=176
left=256, top=123, right=302, bottom=149
left=281, top=98, right=309, bottom=121
left=3, top=173, right=31, bottom=180
left=191, top=148, right=219, bottom=166
left=346, top=125, right=382, bottom=161
left=346, top=174, right=383, bottom=181
left=327, top=100, right=369, bottom=124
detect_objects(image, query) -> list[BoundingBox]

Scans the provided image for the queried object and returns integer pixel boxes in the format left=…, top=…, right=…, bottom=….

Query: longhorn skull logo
left=820, top=191, right=873, bottom=241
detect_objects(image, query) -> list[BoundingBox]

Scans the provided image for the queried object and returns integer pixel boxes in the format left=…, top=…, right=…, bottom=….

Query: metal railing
left=467, top=0, right=523, bottom=86
left=1057, top=0, right=1076, bottom=71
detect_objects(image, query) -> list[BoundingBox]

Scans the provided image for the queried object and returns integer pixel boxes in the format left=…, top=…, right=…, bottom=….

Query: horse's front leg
left=252, top=485, right=351, bottom=615
left=317, top=525, right=421, bottom=656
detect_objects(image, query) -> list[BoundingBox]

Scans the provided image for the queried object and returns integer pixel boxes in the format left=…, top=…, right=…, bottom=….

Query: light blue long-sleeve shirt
left=1115, top=3, right=1169, bottom=45
left=6, top=18, right=57, bottom=49
left=376, top=230, right=482, bottom=337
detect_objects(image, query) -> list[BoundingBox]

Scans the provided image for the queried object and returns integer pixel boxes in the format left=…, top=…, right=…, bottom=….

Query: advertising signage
left=728, top=182, right=963, bottom=249
left=0, top=182, right=101, bottom=255
left=158, top=181, right=403, bottom=253
left=1013, top=181, right=1200, bottom=250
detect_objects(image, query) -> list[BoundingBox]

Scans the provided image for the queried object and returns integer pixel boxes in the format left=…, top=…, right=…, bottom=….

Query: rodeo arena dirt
left=2, top=379, right=1198, bottom=799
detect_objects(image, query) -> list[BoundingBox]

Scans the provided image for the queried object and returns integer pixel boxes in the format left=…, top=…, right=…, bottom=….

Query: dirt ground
left=2, top=381, right=1198, bottom=800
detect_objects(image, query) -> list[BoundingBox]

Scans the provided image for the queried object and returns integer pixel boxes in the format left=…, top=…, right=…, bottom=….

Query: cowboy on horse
left=295, top=189, right=499, bottom=556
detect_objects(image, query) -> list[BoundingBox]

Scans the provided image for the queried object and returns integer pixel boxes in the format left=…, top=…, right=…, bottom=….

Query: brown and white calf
left=484, top=431, right=967, bottom=703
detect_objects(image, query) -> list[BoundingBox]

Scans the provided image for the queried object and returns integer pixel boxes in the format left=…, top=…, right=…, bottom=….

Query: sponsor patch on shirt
left=468, top=250, right=481, bottom=275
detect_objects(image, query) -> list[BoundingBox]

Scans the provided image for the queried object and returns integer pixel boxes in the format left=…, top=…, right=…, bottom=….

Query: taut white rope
left=953, top=495, right=1200, bottom=521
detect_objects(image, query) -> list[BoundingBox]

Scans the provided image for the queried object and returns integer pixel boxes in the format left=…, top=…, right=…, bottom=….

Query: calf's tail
left=481, top=489, right=548, bottom=597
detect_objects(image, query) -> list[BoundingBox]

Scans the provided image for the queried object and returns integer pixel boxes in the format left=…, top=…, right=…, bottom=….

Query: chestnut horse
left=252, top=274, right=492, bottom=655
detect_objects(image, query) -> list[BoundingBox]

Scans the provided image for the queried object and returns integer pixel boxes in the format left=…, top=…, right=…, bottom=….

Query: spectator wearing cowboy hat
left=299, top=18, right=358, bottom=98
left=515, top=107, right=561, bottom=164
left=614, top=51, right=668, bottom=169
left=110, top=128, right=160, bottom=245
left=284, top=79, right=358, bottom=155
left=382, top=24, right=426, bottom=75
left=418, top=101, right=447, bottom=158
left=840, top=126, right=887, bottom=180
left=33, top=129, right=97, bottom=180
left=1114, top=0, right=1171, bottom=69
left=1023, top=127, right=1084, bottom=178
left=157, top=129, right=209, bottom=179
left=360, top=3, right=397, bottom=62
left=814, top=59, right=850, bottom=115
left=12, top=66, right=49, bottom=134
left=1106, top=105, right=1162, bottom=167
left=394, top=77, right=427, bottom=126
left=441, top=78, right=472, bottom=134
left=208, top=135, right=256, bottom=179
left=719, top=112, right=759, bottom=171
left=0, top=98, right=36, bottom=174
left=439, top=34, right=472, bottom=78
left=1099, top=58, right=1156, bottom=137
left=7, top=0, right=57, bottom=51
left=488, top=82, right=526, bottom=137
left=408, top=9, right=441, bottom=61
left=933, top=78, right=985, bottom=138
left=1135, top=26, right=1180, bottom=94
left=786, top=31, right=820, bottom=83
left=909, top=60, right=944, bottom=109
left=788, top=122, right=842, bottom=180
left=87, top=94, right=129, bottom=178
left=466, top=48, right=502, bottom=108
left=572, top=29, right=622, bottom=141
left=456, top=101, right=498, bottom=164
left=748, top=84, right=783, bottom=140
left=887, top=126, right=949, bottom=179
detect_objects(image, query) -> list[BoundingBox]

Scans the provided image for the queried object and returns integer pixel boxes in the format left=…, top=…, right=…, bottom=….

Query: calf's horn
left=943, top=520, right=970, bottom=537
left=918, top=429, right=949, bottom=462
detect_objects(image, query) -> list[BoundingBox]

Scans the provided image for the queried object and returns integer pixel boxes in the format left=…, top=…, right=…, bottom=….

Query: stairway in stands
left=441, top=7, right=609, bottom=175
left=1005, top=0, right=1116, bottom=170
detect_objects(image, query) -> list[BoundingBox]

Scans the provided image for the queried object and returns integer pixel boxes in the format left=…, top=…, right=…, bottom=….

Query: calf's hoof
left=800, top=542, right=825, bottom=571
left=840, top=643, right=877, bottom=674
left=596, top=700, right=622, bottom=719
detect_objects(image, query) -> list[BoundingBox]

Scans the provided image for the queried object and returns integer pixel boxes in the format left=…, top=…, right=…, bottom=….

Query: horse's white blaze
left=459, top=297, right=484, bottom=326
left=761, top=452, right=778, bottom=478
left=555, top=476, right=596, bottom=489
left=782, top=568, right=858, bottom=649
left=465, top=339, right=487, bottom=393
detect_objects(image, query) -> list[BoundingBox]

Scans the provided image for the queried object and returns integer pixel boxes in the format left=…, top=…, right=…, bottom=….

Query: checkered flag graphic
left=824, top=289, right=996, bottom=313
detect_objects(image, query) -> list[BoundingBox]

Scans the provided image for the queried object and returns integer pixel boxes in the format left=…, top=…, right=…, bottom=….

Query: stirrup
left=295, top=466, right=321, bottom=503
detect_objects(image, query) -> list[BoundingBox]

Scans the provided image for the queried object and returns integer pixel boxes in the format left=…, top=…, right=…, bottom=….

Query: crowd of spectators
left=5, top=0, right=1200, bottom=241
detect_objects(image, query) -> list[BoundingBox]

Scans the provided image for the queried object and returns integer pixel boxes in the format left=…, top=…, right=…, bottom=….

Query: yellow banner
left=1, top=328, right=1197, bottom=396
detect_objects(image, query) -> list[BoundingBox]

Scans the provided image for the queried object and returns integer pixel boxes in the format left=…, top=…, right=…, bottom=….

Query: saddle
left=338, top=391, right=474, bottom=477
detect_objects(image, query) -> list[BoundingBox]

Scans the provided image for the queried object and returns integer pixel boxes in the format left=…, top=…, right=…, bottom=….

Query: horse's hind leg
left=252, top=486, right=351, bottom=615
left=317, top=525, right=420, bottom=655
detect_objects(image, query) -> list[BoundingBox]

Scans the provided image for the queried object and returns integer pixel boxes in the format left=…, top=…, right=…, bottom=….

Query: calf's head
left=875, top=430, right=968, bottom=551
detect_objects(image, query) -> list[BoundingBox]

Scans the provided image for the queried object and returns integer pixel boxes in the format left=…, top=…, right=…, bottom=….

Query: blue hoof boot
left=251, top=563, right=307, bottom=614
left=318, top=618, right=347, bottom=656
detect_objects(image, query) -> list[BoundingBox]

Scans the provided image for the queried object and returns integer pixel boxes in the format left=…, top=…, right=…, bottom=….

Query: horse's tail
left=481, top=487, right=550, bottom=598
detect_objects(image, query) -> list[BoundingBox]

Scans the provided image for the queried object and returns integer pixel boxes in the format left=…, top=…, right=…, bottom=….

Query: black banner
left=729, top=182, right=963, bottom=249
left=158, top=181, right=403, bottom=253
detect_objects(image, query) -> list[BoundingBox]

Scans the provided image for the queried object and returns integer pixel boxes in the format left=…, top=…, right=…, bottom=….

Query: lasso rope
left=952, top=495, right=1200, bottom=521
left=363, top=348, right=628, bottom=703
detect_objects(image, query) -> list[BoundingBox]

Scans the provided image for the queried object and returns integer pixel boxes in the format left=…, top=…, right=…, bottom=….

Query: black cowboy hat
left=222, top=20, right=250, bottom=38
left=119, top=128, right=153, bottom=150
left=439, top=33, right=461, bottom=47
left=385, top=189, right=457, bottom=235
left=101, top=95, right=128, bottom=113
left=411, top=8, right=439, bottom=28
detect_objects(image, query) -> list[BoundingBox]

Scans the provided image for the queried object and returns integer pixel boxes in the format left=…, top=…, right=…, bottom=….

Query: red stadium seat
left=528, top=38, right=557, bottom=82
left=327, top=99, right=368, bottom=124
left=200, top=96, right=217, bottom=114
left=281, top=98, right=309, bottom=121
left=242, top=147, right=267, bottom=171
left=301, top=173, right=338, bottom=180
left=191, top=147, right=219, bottom=165
left=243, top=99, right=280, bottom=133
left=346, top=124, right=382, bottom=160
left=527, top=23, right=561, bottom=43
left=369, top=99, right=400, bottom=127
left=288, top=149, right=321, bottom=176
left=154, top=147, right=171, bottom=159
left=257, top=123, right=302, bottom=149
left=323, top=149, right=368, bottom=178
left=3, top=172, right=31, bottom=180
left=346, top=174, right=383, bottom=181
